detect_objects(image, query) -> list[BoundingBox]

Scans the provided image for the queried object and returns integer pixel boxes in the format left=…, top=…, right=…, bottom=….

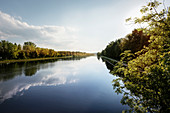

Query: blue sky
left=0, top=0, right=169, bottom=52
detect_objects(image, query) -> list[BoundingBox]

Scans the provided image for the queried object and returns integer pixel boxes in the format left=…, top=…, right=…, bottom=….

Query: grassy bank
left=0, top=56, right=73, bottom=64
left=0, top=54, right=95, bottom=64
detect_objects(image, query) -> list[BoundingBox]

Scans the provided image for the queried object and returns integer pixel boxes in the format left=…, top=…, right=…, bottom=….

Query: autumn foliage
left=98, top=0, right=170, bottom=112
left=0, top=40, right=92, bottom=60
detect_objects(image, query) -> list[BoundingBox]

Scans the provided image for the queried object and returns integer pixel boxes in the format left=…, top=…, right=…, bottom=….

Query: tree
left=0, top=40, right=20, bottom=59
left=18, top=44, right=22, bottom=51
left=18, top=51, right=27, bottom=59
left=23, top=42, right=36, bottom=48
left=49, top=49, right=55, bottom=57
left=121, top=29, right=150, bottom=54
left=110, top=0, right=170, bottom=112
left=0, top=40, right=93, bottom=60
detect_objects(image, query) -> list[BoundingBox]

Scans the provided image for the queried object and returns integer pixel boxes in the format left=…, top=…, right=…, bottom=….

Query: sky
left=0, top=0, right=169, bottom=52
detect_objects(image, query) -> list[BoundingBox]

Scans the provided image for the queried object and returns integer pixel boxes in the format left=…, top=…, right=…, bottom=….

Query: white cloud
left=0, top=61, right=80, bottom=103
left=0, top=11, right=79, bottom=50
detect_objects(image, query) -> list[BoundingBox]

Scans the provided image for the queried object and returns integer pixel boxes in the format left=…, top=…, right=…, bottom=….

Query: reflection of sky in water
left=0, top=60, right=79, bottom=103
left=0, top=56, right=129, bottom=113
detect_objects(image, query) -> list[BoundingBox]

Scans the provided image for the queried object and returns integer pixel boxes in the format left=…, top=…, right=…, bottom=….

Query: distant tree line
left=0, top=40, right=92, bottom=60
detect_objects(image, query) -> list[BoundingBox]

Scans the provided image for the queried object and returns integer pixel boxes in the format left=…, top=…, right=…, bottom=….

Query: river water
left=0, top=56, right=128, bottom=113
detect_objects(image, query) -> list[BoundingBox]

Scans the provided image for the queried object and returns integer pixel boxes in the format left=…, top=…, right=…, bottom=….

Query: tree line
left=98, top=0, right=170, bottom=112
left=0, top=40, right=92, bottom=60
left=98, top=29, right=150, bottom=70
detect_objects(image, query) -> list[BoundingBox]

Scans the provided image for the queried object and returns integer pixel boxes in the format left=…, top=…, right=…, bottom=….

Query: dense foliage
left=99, top=0, right=170, bottom=112
left=98, top=29, right=150, bottom=70
left=0, top=40, right=92, bottom=60
left=99, top=29, right=150, bottom=60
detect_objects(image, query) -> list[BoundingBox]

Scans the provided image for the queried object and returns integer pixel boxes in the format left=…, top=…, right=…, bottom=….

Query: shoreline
left=0, top=56, right=74, bottom=64
left=0, top=55, right=95, bottom=64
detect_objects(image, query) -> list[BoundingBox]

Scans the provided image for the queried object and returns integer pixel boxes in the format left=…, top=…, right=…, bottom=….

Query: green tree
left=111, top=0, right=170, bottom=112
left=17, top=44, right=22, bottom=51
left=121, top=29, right=150, bottom=54
left=0, top=40, right=20, bottom=59
left=18, top=51, right=27, bottom=59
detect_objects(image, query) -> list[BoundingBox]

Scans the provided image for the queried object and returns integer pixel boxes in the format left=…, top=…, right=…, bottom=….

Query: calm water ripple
left=0, top=56, right=128, bottom=113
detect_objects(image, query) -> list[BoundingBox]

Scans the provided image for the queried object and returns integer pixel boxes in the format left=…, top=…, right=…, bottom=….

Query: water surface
left=0, top=56, right=128, bottom=113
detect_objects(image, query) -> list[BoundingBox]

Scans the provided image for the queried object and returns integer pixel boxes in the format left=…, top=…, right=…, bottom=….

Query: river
left=0, top=56, right=128, bottom=113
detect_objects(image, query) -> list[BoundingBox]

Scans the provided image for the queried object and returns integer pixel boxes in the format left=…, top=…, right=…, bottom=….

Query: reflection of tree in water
left=0, top=61, right=50, bottom=81
left=0, top=63, right=23, bottom=81
left=0, top=56, right=88, bottom=81
left=61, top=56, right=87, bottom=61
left=103, top=57, right=170, bottom=112
left=24, top=62, right=40, bottom=76
left=104, top=62, right=114, bottom=71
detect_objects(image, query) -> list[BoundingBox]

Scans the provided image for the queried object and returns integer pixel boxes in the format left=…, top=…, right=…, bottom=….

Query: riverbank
left=0, top=54, right=95, bottom=64
left=0, top=56, right=74, bottom=64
